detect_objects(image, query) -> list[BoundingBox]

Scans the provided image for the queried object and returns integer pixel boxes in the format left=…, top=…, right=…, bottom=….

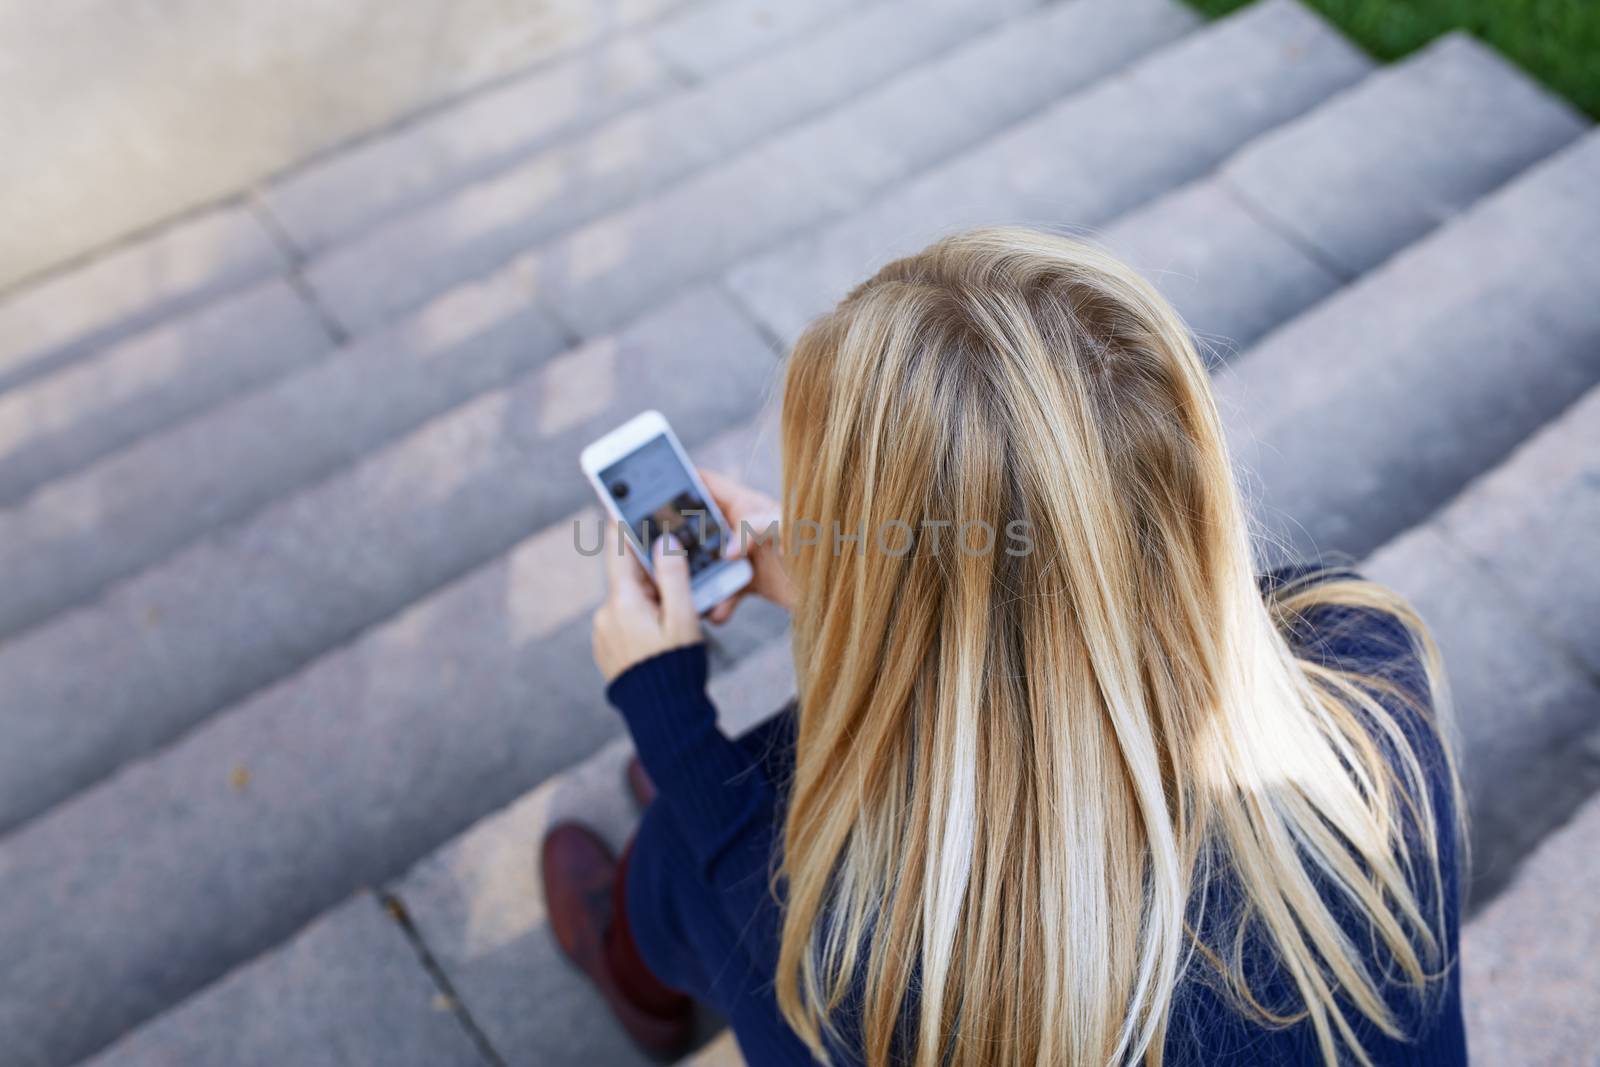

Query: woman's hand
left=701, top=469, right=796, bottom=624
left=592, top=523, right=703, bottom=683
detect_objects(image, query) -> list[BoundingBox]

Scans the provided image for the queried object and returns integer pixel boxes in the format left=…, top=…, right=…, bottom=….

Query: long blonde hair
left=774, top=229, right=1462, bottom=1067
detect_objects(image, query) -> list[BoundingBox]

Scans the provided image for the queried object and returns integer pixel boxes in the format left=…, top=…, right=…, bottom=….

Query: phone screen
left=599, top=434, right=726, bottom=578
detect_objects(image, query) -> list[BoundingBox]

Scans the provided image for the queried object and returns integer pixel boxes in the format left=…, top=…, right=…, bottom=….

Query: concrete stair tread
left=77, top=892, right=489, bottom=1067
left=1376, top=384, right=1600, bottom=902
left=1220, top=127, right=1600, bottom=563
left=1097, top=30, right=1583, bottom=355
left=301, top=0, right=1065, bottom=334
left=681, top=1033, right=745, bottom=1066
left=0, top=277, right=335, bottom=507
left=1360, top=385, right=1600, bottom=896
left=1463, top=778, right=1600, bottom=1062
left=1431, top=385, right=1600, bottom=682
left=0, top=0, right=1565, bottom=656
left=73, top=637, right=796, bottom=1067
left=0, top=0, right=876, bottom=443
left=0, top=204, right=288, bottom=392
left=0, top=0, right=800, bottom=396
left=516, top=0, right=1208, bottom=340
left=391, top=640, right=795, bottom=1067
left=1219, top=31, right=1587, bottom=279
left=0, top=0, right=1195, bottom=646
left=647, top=0, right=878, bottom=82
left=0, top=272, right=571, bottom=641
left=0, top=0, right=901, bottom=508
left=1110, top=180, right=1346, bottom=361
left=726, top=0, right=1371, bottom=347
left=262, top=0, right=872, bottom=256
left=260, top=36, right=677, bottom=256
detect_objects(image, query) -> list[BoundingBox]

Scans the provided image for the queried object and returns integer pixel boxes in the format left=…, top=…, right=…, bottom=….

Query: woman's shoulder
left=1168, top=564, right=1468, bottom=1063
left=1258, top=559, right=1459, bottom=872
left=1259, top=561, right=1430, bottom=705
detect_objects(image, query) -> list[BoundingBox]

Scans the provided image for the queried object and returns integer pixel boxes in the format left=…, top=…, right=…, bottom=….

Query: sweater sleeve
left=606, top=643, right=785, bottom=973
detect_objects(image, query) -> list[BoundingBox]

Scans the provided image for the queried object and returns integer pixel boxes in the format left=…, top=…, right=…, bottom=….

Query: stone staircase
left=0, top=1, right=1594, bottom=1064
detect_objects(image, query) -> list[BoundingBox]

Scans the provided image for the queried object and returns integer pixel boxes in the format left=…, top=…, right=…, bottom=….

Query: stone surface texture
left=0, top=3, right=1594, bottom=1066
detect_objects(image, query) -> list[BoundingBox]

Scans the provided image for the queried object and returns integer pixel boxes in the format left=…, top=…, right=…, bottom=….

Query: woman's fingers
left=701, top=469, right=762, bottom=521
left=703, top=469, right=751, bottom=563
left=652, top=534, right=702, bottom=644
left=706, top=591, right=744, bottom=625
left=701, top=469, right=779, bottom=556
left=602, top=519, right=653, bottom=605
left=700, top=471, right=743, bottom=543
left=699, top=468, right=736, bottom=500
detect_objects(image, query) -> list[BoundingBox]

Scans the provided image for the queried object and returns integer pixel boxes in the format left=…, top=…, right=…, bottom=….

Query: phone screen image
left=599, top=434, right=726, bottom=578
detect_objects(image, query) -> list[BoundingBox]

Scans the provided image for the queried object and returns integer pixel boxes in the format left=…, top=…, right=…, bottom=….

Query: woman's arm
left=607, top=644, right=786, bottom=972
left=591, top=519, right=788, bottom=973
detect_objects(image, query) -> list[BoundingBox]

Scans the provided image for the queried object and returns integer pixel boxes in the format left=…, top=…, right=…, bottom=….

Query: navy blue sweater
left=609, top=571, right=1467, bottom=1065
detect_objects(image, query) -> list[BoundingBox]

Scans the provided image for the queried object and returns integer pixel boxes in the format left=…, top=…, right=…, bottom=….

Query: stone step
left=0, top=413, right=786, bottom=1067
left=1216, top=32, right=1587, bottom=280
left=302, top=0, right=1071, bottom=334
left=645, top=0, right=877, bottom=82
left=262, top=0, right=870, bottom=255
left=0, top=287, right=774, bottom=839
left=1463, top=777, right=1600, bottom=1063
left=1218, top=127, right=1600, bottom=564
left=1099, top=31, right=1584, bottom=354
left=0, top=278, right=335, bottom=508
left=0, top=0, right=711, bottom=395
left=0, top=0, right=870, bottom=502
left=536, top=0, right=1359, bottom=341
left=72, top=634, right=797, bottom=1067
left=1364, top=388, right=1600, bottom=1057
left=0, top=23, right=1569, bottom=653
left=1379, top=384, right=1600, bottom=903
left=725, top=0, right=1370, bottom=346
left=0, top=0, right=1199, bottom=644
left=0, top=204, right=288, bottom=393
left=78, top=892, right=491, bottom=1067
left=0, top=272, right=570, bottom=641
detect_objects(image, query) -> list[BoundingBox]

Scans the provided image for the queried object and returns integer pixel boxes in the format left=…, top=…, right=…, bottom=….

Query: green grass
left=1184, top=0, right=1600, bottom=118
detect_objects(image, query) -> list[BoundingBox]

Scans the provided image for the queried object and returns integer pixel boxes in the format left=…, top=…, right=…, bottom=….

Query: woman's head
left=774, top=229, right=1459, bottom=1067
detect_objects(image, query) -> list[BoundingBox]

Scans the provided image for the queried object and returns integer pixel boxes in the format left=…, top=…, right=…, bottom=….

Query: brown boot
left=626, top=755, right=658, bottom=809
left=540, top=823, right=693, bottom=1060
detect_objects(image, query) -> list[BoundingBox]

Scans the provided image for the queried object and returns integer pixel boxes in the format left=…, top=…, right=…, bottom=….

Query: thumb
left=653, top=534, right=700, bottom=640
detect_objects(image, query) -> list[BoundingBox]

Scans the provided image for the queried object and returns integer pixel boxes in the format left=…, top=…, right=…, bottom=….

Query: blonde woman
left=543, top=229, right=1466, bottom=1066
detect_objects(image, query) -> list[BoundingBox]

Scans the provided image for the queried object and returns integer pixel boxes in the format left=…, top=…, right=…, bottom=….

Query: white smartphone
left=580, top=410, right=754, bottom=614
